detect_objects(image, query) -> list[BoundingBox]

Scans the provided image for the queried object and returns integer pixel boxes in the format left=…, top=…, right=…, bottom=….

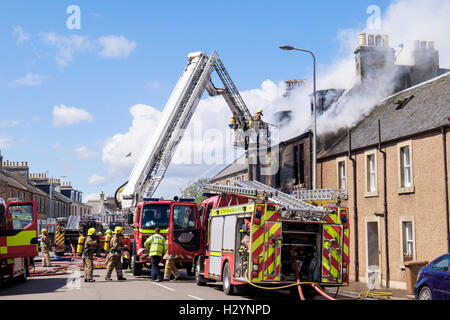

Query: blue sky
left=0, top=0, right=396, bottom=200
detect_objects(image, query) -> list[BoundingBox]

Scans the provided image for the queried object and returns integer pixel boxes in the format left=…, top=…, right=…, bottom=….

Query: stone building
left=29, top=175, right=72, bottom=219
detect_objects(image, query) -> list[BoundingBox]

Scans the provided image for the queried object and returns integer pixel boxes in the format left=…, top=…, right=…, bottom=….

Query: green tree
left=180, top=177, right=211, bottom=206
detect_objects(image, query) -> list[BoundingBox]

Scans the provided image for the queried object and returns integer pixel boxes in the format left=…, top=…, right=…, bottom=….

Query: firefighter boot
left=117, top=270, right=126, bottom=280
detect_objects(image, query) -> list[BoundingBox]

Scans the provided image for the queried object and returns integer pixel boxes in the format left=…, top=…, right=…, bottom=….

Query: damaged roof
left=319, top=72, right=450, bottom=159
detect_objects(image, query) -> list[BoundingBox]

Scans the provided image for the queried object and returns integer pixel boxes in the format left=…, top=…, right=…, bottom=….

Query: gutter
left=348, top=129, right=359, bottom=282
left=319, top=125, right=450, bottom=162
left=378, top=120, right=390, bottom=288
left=442, top=126, right=450, bottom=252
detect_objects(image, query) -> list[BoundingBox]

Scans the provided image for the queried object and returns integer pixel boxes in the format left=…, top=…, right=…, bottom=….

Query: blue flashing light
left=202, top=193, right=218, bottom=197
left=143, top=198, right=160, bottom=202
left=179, top=198, right=195, bottom=202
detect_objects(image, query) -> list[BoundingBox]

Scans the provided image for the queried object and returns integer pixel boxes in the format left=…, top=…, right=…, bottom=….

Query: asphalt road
left=0, top=267, right=347, bottom=300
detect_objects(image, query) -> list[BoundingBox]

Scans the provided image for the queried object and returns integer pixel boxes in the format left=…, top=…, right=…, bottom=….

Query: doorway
left=366, top=220, right=381, bottom=288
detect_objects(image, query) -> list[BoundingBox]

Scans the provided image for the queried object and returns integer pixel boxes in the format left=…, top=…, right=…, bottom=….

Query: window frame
left=336, top=156, right=347, bottom=191
left=399, top=217, right=416, bottom=268
left=364, top=150, right=378, bottom=197
left=397, top=140, right=414, bottom=194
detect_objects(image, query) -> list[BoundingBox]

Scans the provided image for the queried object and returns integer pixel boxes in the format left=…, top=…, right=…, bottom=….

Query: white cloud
left=83, top=192, right=100, bottom=202
left=40, top=32, right=92, bottom=67
left=98, top=35, right=136, bottom=59
left=102, top=104, right=161, bottom=176
left=74, top=145, right=98, bottom=159
left=145, top=81, right=161, bottom=89
left=53, top=104, right=94, bottom=127
left=0, top=136, right=13, bottom=149
left=32, top=116, right=40, bottom=122
left=12, top=26, right=30, bottom=45
left=52, top=142, right=60, bottom=150
left=87, top=174, right=106, bottom=186
left=0, top=120, right=19, bottom=128
left=12, top=73, right=46, bottom=87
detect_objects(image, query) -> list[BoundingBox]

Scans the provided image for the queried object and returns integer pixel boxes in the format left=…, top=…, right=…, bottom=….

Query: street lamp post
left=279, top=45, right=317, bottom=190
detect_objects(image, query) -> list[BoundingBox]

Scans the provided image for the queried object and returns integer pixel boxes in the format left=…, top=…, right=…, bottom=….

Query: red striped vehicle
left=194, top=194, right=349, bottom=296
left=128, top=198, right=202, bottom=277
left=0, top=200, right=38, bottom=283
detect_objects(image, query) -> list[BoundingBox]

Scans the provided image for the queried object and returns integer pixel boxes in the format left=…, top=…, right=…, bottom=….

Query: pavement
left=325, top=281, right=416, bottom=300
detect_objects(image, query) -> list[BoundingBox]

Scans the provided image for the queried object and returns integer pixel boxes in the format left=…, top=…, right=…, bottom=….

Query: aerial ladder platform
left=118, top=51, right=270, bottom=211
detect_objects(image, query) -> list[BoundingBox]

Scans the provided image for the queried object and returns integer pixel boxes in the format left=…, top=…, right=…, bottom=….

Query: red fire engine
left=0, top=199, right=38, bottom=283
left=128, top=198, right=202, bottom=276
left=193, top=182, right=350, bottom=296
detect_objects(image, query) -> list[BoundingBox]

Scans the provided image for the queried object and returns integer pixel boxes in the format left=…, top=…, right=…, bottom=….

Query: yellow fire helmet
left=87, top=228, right=96, bottom=236
left=41, top=228, right=47, bottom=234
left=114, top=226, right=123, bottom=235
left=106, top=229, right=112, bottom=235
left=257, top=108, right=263, bottom=114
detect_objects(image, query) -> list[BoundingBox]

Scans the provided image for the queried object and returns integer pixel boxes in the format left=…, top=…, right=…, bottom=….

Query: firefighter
left=253, top=108, right=263, bottom=121
left=163, top=253, right=181, bottom=281
left=105, top=226, right=126, bottom=281
left=144, top=228, right=167, bottom=282
left=82, top=227, right=99, bottom=282
left=40, top=229, right=53, bottom=267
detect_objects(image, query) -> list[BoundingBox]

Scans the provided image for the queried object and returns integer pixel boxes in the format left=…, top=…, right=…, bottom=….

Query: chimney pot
left=381, top=34, right=389, bottom=48
left=421, top=41, right=427, bottom=49
left=414, top=40, right=421, bottom=50
left=375, top=35, right=382, bottom=46
left=428, top=41, right=435, bottom=50
left=359, top=33, right=367, bottom=46
left=368, top=34, right=375, bottom=45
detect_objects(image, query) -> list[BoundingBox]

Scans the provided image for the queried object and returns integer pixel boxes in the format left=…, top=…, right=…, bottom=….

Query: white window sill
left=398, top=186, right=415, bottom=194
left=364, top=191, right=379, bottom=198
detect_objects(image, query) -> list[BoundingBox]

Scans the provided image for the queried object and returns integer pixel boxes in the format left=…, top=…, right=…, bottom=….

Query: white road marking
left=153, top=282, right=175, bottom=291
left=187, top=294, right=204, bottom=300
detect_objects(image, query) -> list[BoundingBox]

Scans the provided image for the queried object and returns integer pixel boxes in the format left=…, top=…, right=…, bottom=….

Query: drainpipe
left=348, top=129, right=359, bottom=282
left=442, top=126, right=450, bottom=252
left=378, top=120, right=390, bottom=288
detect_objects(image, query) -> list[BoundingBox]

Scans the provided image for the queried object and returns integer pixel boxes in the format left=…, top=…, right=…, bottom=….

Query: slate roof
left=319, top=72, right=450, bottom=159
left=211, top=153, right=248, bottom=182
left=0, top=168, right=49, bottom=198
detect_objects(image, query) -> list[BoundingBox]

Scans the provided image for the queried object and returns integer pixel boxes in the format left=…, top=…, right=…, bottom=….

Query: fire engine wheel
left=222, top=262, right=234, bottom=295
left=131, top=256, right=142, bottom=276
left=195, top=259, right=206, bottom=286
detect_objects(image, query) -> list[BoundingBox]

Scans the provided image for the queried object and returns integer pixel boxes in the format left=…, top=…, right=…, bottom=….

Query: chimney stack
left=354, top=33, right=395, bottom=84
left=411, top=39, right=439, bottom=85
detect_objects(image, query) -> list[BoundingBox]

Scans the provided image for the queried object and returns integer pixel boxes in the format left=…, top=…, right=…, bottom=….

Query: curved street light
left=279, top=45, right=317, bottom=190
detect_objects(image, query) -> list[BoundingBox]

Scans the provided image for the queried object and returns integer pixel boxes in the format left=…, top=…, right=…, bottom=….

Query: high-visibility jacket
left=144, top=234, right=167, bottom=257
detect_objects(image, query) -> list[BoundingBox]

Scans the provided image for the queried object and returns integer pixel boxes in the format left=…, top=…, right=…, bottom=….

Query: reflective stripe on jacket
left=144, top=234, right=167, bottom=257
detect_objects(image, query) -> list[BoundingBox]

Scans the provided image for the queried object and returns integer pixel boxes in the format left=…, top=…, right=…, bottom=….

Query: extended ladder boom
left=120, top=51, right=265, bottom=210
left=203, top=181, right=333, bottom=222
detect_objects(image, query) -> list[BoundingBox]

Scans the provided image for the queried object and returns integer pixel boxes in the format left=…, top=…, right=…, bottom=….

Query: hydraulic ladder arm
left=118, top=51, right=269, bottom=211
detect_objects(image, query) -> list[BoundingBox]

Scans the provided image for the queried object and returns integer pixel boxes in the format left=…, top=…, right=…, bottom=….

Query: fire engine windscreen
left=141, top=204, right=170, bottom=229
left=173, top=205, right=197, bottom=229
left=7, top=204, right=33, bottom=230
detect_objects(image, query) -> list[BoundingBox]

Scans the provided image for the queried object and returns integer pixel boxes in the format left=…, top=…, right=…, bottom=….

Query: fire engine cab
left=129, top=198, right=201, bottom=276
left=0, top=199, right=38, bottom=283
